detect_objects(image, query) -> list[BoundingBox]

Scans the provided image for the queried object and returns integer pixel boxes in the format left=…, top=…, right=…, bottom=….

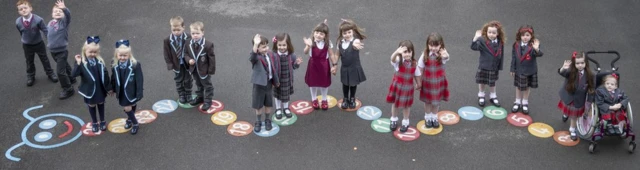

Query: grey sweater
left=16, top=14, right=48, bottom=45
left=47, top=8, right=71, bottom=52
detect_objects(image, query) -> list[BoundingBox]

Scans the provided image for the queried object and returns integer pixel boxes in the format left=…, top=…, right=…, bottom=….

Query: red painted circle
left=289, top=100, right=314, bottom=115
left=507, top=112, right=533, bottom=127
left=198, top=100, right=225, bottom=114
left=393, top=126, right=421, bottom=141
left=81, top=122, right=103, bottom=137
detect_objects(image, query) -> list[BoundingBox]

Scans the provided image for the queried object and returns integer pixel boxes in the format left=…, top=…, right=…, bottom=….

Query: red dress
left=386, top=60, right=416, bottom=108
left=419, top=55, right=449, bottom=104
left=304, top=44, right=331, bottom=87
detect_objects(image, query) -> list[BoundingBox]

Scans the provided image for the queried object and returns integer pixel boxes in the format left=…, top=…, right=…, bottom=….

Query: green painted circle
left=483, top=106, right=508, bottom=120
left=371, top=118, right=392, bottom=133
left=271, top=112, right=298, bottom=126
left=177, top=94, right=197, bottom=108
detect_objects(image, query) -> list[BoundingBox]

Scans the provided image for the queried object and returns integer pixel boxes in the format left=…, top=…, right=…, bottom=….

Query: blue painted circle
left=39, top=119, right=57, bottom=129
left=357, top=106, right=382, bottom=120
left=457, top=106, right=484, bottom=121
left=34, top=132, right=52, bottom=142
left=153, top=99, right=178, bottom=114
left=20, top=105, right=84, bottom=149
left=254, top=124, right=280, bottom=137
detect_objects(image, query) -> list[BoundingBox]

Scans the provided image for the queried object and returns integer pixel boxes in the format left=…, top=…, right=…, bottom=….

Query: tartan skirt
left=514, top=74, right=538, bottom=90
left=601, top=110, right=627, bottom=124
left=274, top=57, right=293, bottom=101
left=475, top=69, right=499, bottom=87
left=557, top=100, right=585, bottom=117
left=420, top=63, right=449, bottom=104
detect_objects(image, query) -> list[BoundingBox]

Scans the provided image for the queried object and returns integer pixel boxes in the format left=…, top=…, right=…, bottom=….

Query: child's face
left=401, top=49, right=413, bottom=61
left=117, top=51, right=131, bottom=63
left=486, top=26, right=498, bottom=40
left=190, top=28, right=203, bottom=41
left=51, top=7, right=64, bottom=19
left=84, top=45, right=99, bottom=58
left=521, top=32, right=532, bottom=43
left=313, top=31, right=326, bottom=41
left=342, top=29, right=353, bottom=40
left=574, top=57, right=586, bottom=71
left=277, top=40, right=288, bottom=53
left=257, top=44, right=269, bottom=54
left=428, top=44, right=441, bottom=54
left=171, top=23, right=184, bottom=36
left=17, top=4, right=32, bottom=17
left=604, top=78, right=618, bottom=92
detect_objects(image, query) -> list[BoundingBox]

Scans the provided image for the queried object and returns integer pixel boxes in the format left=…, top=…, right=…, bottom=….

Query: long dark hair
left=272, top=33, right=294, bottom=54
left=565, top=52, right=594, bottom=94
left=424, top=32, right=445, bottom=63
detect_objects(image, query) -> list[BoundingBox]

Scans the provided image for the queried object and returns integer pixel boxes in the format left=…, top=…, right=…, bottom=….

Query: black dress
left=339, top=41, right=366, bottom=86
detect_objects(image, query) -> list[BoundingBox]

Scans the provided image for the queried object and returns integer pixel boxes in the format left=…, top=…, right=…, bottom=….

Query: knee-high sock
left=88, top=105, right=97, bottom=123
left=321, top=87, right=328, bottom=101
left=349, top=85, right=357, bottom=98
left=97, top=103, right=105, bottom=122
left=310, top=87, right=318, bottom=101
left=342, top=85, right=350, bottom=99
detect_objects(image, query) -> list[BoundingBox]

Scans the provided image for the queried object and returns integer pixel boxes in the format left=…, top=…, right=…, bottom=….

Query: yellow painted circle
left=527, top=122, right=555, bottom=138
left=211, top=111, right=237, bottom=126
left=416, top=120, right=443, bottom=135
left=316, top=95, right=337, bottom=108
left=108, top=118, right=130, bottom=133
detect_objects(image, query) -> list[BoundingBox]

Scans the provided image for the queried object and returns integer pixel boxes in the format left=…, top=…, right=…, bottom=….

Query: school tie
left=88, top=58, right=96, bottom=66
left=403, top=59, right=411, bottom=67
left=194, top=42, right=201, bottom=53
left=49, top=20, right=57, bottom=27
left=23, top=18, right=30, bottom=28
left=610, top=91, right=615, bottom=99
left=119, top=61, right=127, bottom=69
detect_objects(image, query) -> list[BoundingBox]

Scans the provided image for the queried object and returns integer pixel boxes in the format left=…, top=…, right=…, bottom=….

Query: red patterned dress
left=419, top=53, right=449, bottom=104
left=387, top=59, right=417, bottom=108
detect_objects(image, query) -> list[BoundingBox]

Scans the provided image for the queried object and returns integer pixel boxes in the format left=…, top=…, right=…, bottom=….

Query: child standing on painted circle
left=47, top=0, right=76, bottom=99
left=557, top=52, right=594, bottom=141
left=184, top=22, right=216, bottom=110
left=250, top=34, right=279, bottom=132
left=163, top=16, right=193, bottom=105
left=510, top=25, right=543, bottom=114
left=16, top=0, right=57, bottom=86
left=272, top=33, right=303, bottom=119
left=386, top=40, right=421, bottom=132
left=418, top=33, right=450, bottom=128
left=111, top=40, right=144, bottom=135
left=303, top=20, right=336, bottom=110
left=596, top=74, right=629, bottom=136
left=71, top=36, right=110, bottom=133
left=470, top=21, right=505, bottom=108
left=334, top=19, right=367, bottom=110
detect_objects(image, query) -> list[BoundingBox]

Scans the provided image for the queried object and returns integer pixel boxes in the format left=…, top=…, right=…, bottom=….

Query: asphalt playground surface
left=1, top=0, right=639, bottom=169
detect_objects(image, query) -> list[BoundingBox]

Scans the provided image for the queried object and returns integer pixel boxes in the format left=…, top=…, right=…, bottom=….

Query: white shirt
left=265, top=54, right=272, bottom=79
left=417, top=52, right=450, bottom=69
left=23, top=14, right=32, bottom=22
left=391, top=57, right=421, bottom=76
left=309, top=40, right=333, bottom=59
left=341, top=37, right=354, bottom=49
left=277, top=52, right=288, bottom=56
left=521, top=42, right=528, bottom=47
left=491, top=39, right=498, bottom=43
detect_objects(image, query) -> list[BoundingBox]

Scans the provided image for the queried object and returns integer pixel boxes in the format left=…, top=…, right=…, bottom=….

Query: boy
left=164, top=16, right=193, bottom=104
left=184, top=22, right=215, bottom=111
left=16, top=0, right=57, bottom=86
left=47, top=0, right=75, bottom=99
left=249, top=34, right=280, bottom=132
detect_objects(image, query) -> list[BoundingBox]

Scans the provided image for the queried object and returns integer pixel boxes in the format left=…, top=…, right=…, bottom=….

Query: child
left=596, top=74, right=629, bottom=136
left=558, top=51, right=594, bottom=141
left=163, top=16, right=193, bottom=104
left=303, top=19, right=336, bottom=110
left=16, top=0, right=57, bottom=86
left=48, top=0, right=75, bottom=99
left=250, top=34, right=279, bottom=132
left=386, top=40, right=420, bottom=132
left=71, top=36, right=110, bottom=132
left=470, top=21, right=505, bottom=107
left=418, top=33, right=450, bottom=128
left=184, top=21, right=216, bottom=110
left=111, top=40, right=143, bottom=135
left=334, top=19, right=367, bottom=109
left=272, top=33, right=303, bottom=119
left=510, top=25, right=543, bottom=114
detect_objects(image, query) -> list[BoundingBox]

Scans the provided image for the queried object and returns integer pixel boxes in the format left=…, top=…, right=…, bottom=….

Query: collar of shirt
left=429, top=52, right=437, bottom=57
left=491, top=39, right=498, bottom=43
left=521, top=42, right=528, bottom=47
left=277, top=52, right=288, bottom=56
left=315, top=40, right=325, bottom=46
left=579, top=70, right=584, bottom=75
left=192, top=38, right=204, bottom=46
left=341, top=37, right=354, bottom=44
left=23, top=14, right=33, bottom=22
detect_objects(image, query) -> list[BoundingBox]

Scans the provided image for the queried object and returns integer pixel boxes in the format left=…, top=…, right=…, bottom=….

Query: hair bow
left=611, top=73, right=619, bottom=79
left=272, top=36, right=277, bottom=43
left=519, top=28, right=533, bottom=33
left=86, top=36, right=100, bottom=44
left=572, top=51, right=578, bottom=59
left=115, top=39, right=130, bottom=48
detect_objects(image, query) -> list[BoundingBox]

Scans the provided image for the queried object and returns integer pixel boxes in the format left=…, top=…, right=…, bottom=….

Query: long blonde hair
left=81, top=42, right=105, bottom=66
left=111, top=45, right=138, bottom=67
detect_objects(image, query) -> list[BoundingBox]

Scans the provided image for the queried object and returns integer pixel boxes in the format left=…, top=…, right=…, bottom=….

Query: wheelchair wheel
left=628, top=103, right=633, bottom=128
left=578, top=104, right=598, bottom=139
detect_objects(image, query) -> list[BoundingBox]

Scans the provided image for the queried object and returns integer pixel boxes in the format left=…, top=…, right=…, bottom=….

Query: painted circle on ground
left=553, top=131, right=580, bottom=146
left=177, top=94, right=197, bottom=108
left=289, top=100, right=314, bottom=115
left=108, top=118, right=130, bottom=133
left=81, top=122, right=103, bottom=137
left=198, top=100, right=225, bottom=114
left=271, top=113, right=298, bottom=126
left=316, top=95, right=338, bottom=108
left=39, top=119, right=57, bottom=129
left=437, top=110, right=460, bottom=125
left=393, top=126, right=421, bottom=141
left=416, top=120, right=443, bottom=135
left=357, top=106, right=382, bottom=120
left=153, top=99, right=178, bottom=114
left=337, top=98, right=362, bottom=111
left=135, top=110, right=158, bottom=124
left=483, top=106, right=508, bottom=120
left=34, top=132, right=52, bottom=142
left=227, top=121, right=253, bottom=137
left=458, top=106, right=484, bottom=121
left=528, top=122, right=555, bottom=138
left=254, top=123, right=280, bottom=137
left=371, top=118, right=392, bottom=133
left=211, top=111, right=237, bottom=126
left=507, top=112, right=533, bottom=127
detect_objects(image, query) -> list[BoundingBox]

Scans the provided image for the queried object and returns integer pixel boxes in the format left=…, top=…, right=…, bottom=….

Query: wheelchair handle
left=585, top=50, right=621, bottom=72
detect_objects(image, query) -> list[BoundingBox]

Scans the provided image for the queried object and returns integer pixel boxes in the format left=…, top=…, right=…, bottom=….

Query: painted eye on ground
left=34, top=132, right=52, bottom=142
left=39, top=119, right=57, bottom=129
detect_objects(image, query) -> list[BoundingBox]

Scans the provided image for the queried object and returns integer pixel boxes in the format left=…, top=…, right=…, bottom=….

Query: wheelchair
left=575, top=51, right=635, bottom=153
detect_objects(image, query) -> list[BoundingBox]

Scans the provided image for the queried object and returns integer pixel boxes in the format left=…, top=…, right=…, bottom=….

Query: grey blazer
left=470, top=37, right=504, bottom=71
left=595, top=87, right=629, bottom=114
left=558, top=68, right=594, bottom=108
left=249, top=51, right=279, bottom=86
left=510, top=41, right=543, bottom=75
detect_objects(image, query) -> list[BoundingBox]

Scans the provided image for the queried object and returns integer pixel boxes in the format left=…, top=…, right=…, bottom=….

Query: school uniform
left=47, top=8, right=74, bottom=92
left=304, top=40, right=332, bottom=87
left=16, top=14, right=55, bottom=79
left=184, top=38, right=216, bottom=103
left=111, top=60, right=144, bottom=106
left=510, top=41, right=543, bottom=90
left=470, top=37, right=503, bottom=87
left=163, top=32, right=193, bottom=100
left=419, top=53, right=450, bottom=104
left=71, top=58, right=110, bottom=104
left=386, top=58, right=420, bottom=108
left=557, top=69, right=593, bottom=117
left=250, top=51, right=280, bottom=109
left=596, top=87, right=629, bottom=123
left=338, top=39, right=366, bottom=86
left=273, top=52, right=300, bottom=102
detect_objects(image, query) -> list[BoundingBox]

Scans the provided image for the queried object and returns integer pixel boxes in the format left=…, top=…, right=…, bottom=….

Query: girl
left=334, top=19, right=366, bottom=109
left=558, top=51, right=594, bottom=141
left=272, top=33, right=303, bottom=119
left=111, top=39, right=143, bottom=135
left=470, top=21, right=505, bottom=108
left=71, top=36, right=110, bottom=132
left=596, top=74, right=629, bottom=136
left=386, top=40, right=420, bottom=132
left=418, top=33, right=450, bottom=128
left=303, top=19, right=336, bottom=110
left=510, top=25, right=543, bottom=114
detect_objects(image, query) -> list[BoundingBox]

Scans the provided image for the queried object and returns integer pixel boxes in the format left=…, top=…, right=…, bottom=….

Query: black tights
left=342, top=85, right=357, bottom=99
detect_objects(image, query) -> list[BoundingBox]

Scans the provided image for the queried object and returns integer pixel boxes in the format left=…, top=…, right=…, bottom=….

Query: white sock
left=321, top=88, right=328, bottom=101
left=402, top=119, right=410, bottom=126
left=569, top=127, right=575, bottom=132
left=274, top=99, right=281, bottom=110
left=424, top=113, right=429, bottom=120
left=490, top=92, right=497, bottom=99
left=431, top=113, right=438, bottom=120
left=282, top=102, right=289, bottom=109
left=478, top=91, right=486, bottom=97
left=390, top=116, right=399, bottom=121
left=618, top=122, right=625, bottom=132
left=515, top=98, right=522, bottom=104
left=310, top=87, right=318, bottom=101
left=522, top=99, right=529, bottom=105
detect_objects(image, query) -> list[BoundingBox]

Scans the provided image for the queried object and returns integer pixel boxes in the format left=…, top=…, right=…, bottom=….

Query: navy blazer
left=111, top=61, right=144, bottom=103
left=71, top=61, right=111, bottom=98
left=558, top=68, right=594, bottom=108
left=272, top=52, right=300, bottom=83
left=595, top=87, right=629, bottom=114
left=510, top=41, right=543, bottom=75
left=249, top=51, right=279, bottom=86
left=470, top=37, right=504, bottom=71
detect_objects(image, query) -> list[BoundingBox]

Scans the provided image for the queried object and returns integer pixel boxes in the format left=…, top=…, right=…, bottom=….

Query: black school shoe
left=130, top=124, right=139, bottom=135
left=562, top=115, right=568, bottom=122
left=512, top=103, right=521, bottom=113
left=478, top=97, right=485, bottom=107
left=178, top=95, right=187, bottom=103
left=124, top=120, right=132, bottom=129
left=92, top=123, right=99, bottom=132
left=58, top=88, right=74, bottom=100
left=341, top=98, right=349, bottom=109
left=390, top=121, right=398, bottom=131
left=399, top=124, right=409, bottom=133
left=254, top=121, right=262, bottom=132
left=48, top=74, right=58, bottom=83
left=275, top=109, right=283, bottom=119
left=432, top=118, right=440, bottom=128
left=490, top=98, right=500, bottom=107
left=570, top=131, right=577, bottom=141
left=265, top=119, right=273, bottom=131
left=425, top=119, right=434, bottom=128
left=522, top=105, right=529, bottom=114
left=100, top=121, right=107, bottom=131
left=349, top=97, right=356, bottom=109
left=284, top=108, right=293, bottom=118
left=27, top=77, right=35, bottom=86
left=190, top=97, right=204, bottom=106
left=201, top=102, right=212, bottom=111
